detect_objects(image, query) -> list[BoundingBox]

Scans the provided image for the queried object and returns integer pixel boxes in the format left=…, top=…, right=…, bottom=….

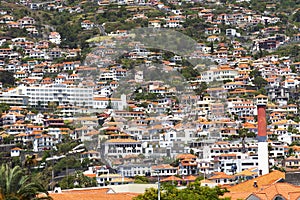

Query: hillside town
left=1, top=0, right=300, bottom=199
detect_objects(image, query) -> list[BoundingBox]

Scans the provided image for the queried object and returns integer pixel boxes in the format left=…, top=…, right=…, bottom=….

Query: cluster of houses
left=2, top=0, right=300, bottom=199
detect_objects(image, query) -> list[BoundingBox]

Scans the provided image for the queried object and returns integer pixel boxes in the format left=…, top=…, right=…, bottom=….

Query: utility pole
left=158, top=175, right=160, bottom=200
left=155, top=170, right=160, bottom=200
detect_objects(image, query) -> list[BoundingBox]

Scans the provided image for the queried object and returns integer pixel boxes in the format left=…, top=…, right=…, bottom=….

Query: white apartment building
left=151, top=164, right=178, bottom=177
left=15, top=85, right=94, bottom=108
left=269, top=141, right=285, bottom=158
left=0, top=94, right=29, bottom=107
left=202, top=142, right=258, bottom=160
left=165, top=20, right=182, bottom=28
left=33, top=134, right=54, bottom=152
left=117, top=164, right=152, bottom=177
left=93, top=94, right=127, bottom=110
left=200, top=66, right=238, bottom=82
left=104, top=135, right=143, bottom=158
left=227, top=100, right=255, bottom=117
left=213, top=153, right=259, bottom=174
left=200, top=141, right=280, bottom=173
left=159, top=130, right=177, bottom=148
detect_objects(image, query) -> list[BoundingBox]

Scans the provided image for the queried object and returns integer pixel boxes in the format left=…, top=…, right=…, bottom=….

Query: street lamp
left=154, top=170, right=160, bottom=200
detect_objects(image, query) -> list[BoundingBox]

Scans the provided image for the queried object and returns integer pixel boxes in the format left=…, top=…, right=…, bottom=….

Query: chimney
left=253, top=181, right=258, bottom=188
left=255, top=95, right=269, bottom=175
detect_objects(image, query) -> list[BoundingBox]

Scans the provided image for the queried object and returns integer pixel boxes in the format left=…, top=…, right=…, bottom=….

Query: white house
left=17, top=16, right=35, bottom=28
left=81, top=20, right=95, bottom=30
left=10, top=147, right=22, bottom=157
left=165, top=20, right=182, bottom=28
left=49, top=32, right=61, bottom=45
left=151, top=164, right=178, bottom=176
left=226, top=29, right=237, bottom=37
left=200, top=66, right=239, bottom=82
left=148, top=20, right=161, bottom=28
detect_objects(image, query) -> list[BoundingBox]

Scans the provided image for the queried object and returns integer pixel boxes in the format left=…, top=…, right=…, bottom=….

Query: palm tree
left=238, top=128, right=249, bottom=153
left=0, top=164, right=52, bottom=200
left=24, top=154, right=37, bottom=174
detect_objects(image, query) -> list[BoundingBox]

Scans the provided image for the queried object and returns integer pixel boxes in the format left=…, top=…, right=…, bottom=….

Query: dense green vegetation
left=0, top=164, right=51, bottom=200
left=58, top=171, right=97, bottom=189
left=134, top=182, right=229, bottom=200
left=0, top=71, right=15, bottom=87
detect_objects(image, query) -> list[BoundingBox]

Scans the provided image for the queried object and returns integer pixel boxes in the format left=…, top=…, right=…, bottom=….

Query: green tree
left=238, top=128, right=255, bottom=153
left=58, top=172, right=97, bottom=189
left=134, top=176, right=150, bottom=184
left=180, top=66, right=200, bottom=80
left=134, top=181, right=229, bottom=200
left=0, top=164, right=51, bottom=200
left=2, top=135, right=14, bottom=144
left=0, top=103, right=10, bottom=115
left=53, top=156, right=81, bottom=175
left=0, top=71, right=15, bottom=87
left=24, top=154, right=38, bottom=174
left=48, top=101, right=58, bottom=112
left=253, top=76, right=268, bottom=89
left=194, top=82, right=208, bottom=96
left=293, top=10, right=300, bottom=22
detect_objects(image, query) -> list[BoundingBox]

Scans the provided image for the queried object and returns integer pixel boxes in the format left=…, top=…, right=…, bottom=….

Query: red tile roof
left=223, top=170, right=285, bottom=200
left=50, top=188, right=138, bottom=200
left=161, top=175, right=182, bottom=182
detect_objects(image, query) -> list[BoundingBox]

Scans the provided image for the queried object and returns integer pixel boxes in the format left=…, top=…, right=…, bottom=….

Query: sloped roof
left=176, top=153, right=197, bottom=159
left=208, top=172, right=234, bottom=180
left=152, top=164, right=177, bottom=170
left=223, top=170, right=285, bottom=200
left=50, top=188, right=138, bottom=200
left=235, top=168, right=257, bottom=177
left=247, top=182, right=300, bottom=200
left=183, top=175, right=197, bottom=181
left=161, top=175, right=182, bottom=182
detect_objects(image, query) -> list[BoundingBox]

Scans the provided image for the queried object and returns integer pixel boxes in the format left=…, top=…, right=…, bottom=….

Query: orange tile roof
left=219, top=153, right=237, bottom=157
left=84, top=174, right=96, bottom=178
left=183, top=175, right=197, bottom=181
left=152, top=164, right=177, bottom=170
left=106, top=138, right=139, bottom=143
left=223, top=170, right=285, bottom=200
left=161, top=175, right=182, bottom=182
left=11, top=147, right=22, bottom=151
left=208, top=172, right=234, bottom=180
left=248, top=182, right=300, bottom=200
left=50, top=188, right=138, bottom=200
left=235, top=168, right=257, bottom=177
left=255, top=94, right=268, bottom=98
left=176, top=153, right=197, bottom=159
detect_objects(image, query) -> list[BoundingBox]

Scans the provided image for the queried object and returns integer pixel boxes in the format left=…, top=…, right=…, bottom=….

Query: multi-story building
left=15, top=85, right=94, bottom=108
left=200, top=65, right=239, bottom=83
left=33, top=133, right=54, bottom=152
left=0, top=94, right=29, bottom=107
left=117, top=164, right=152, bottom=177
left=93, top=94, right=127, bottom=110
left=208, top=172, right=235, bottom=185
left=213, top=153, right=259, bottom=174
left=104, top=134, right=143, bottom=158
left=151, top=164, right=178, bottom=177
left=283, top=156, right=300, bottom=169
left=177, top=154, right=198, bottom=175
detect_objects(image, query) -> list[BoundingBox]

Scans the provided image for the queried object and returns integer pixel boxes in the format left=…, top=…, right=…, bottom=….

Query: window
left=274, top=195, right=285, bottom=200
